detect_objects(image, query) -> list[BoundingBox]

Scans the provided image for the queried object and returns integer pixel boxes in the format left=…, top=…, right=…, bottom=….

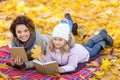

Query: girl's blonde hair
left=49, top=33, right=74, bottom=53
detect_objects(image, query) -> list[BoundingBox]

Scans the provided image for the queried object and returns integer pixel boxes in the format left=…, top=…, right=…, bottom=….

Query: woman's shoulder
left=35, top=29, right=51, bottom=39
left=35, top=29, right=41, bottom=36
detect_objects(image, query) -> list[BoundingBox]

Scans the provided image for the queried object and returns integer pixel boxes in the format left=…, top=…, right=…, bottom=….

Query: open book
left=7, top=42, right=28, bottom=62
left=33, top=59, right=59, bottom=75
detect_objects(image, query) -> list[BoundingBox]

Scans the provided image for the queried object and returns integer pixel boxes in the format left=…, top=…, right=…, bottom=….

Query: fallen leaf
left=31, top=45, right=41, bottom=58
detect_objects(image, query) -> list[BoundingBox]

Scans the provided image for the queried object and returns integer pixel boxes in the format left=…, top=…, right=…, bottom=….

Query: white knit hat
left=52, top=23, right=70, bottom=41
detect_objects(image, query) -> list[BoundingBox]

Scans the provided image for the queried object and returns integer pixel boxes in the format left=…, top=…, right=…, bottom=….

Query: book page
left=33, top=59, right=59, bottom=75
left=44, top=61, right=59, bottom=75
left=33, top=59, right=44, bottom=65
left=7, top=41, right=12, bottom=48
left=44, top=61, right=57, bottom=65
left=33, top=59, right=57, bottom=65
left=33, top=62, right=47, bottom=74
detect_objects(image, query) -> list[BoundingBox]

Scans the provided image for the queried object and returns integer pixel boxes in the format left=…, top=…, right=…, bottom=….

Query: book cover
left=10, top=47, right=29, bottom=62
left=33, top=59, right=59, bottom=75
left=8, top=42, right=29, bottom=62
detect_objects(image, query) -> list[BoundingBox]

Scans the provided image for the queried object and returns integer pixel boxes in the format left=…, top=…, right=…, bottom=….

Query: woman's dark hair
left=10, top=15, right=35, bottom=37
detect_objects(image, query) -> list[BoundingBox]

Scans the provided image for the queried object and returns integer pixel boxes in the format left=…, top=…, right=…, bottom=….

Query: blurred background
left=0, top=0, right=120, bottom=53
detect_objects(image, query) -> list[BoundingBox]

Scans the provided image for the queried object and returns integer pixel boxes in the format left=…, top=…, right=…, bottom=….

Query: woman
left=9, top=15, right=51, bottom=69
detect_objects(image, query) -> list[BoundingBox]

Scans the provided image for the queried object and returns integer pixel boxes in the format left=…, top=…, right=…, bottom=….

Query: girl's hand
left=56, top=67, right=64, bottom=73
left=14, top=56, right=23, bottom=66
left=39, top=54, right=46, bottom=62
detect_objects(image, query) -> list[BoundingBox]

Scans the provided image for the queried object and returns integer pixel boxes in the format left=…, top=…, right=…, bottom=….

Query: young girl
left=9, top=15, right=51, bottom=69
left=39, top=23, right=113, bottom=73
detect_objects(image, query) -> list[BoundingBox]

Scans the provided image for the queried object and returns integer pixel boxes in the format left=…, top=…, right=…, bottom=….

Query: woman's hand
left=14, top=56, right=23, bottom=66
left=39, top=54, right=46, bottom=62
left=10, top=57, right=15, bottom=66
left=56, top=67, right=64, bottom=73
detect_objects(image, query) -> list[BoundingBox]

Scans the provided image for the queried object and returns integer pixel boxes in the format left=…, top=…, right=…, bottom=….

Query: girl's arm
left=59, top=51, right=78, bottom=73
left=38, top=47, right=54, bottom=62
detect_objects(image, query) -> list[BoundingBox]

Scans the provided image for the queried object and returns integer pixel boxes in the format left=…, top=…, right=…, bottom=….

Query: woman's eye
left=17, top=31, right=21, bottom=34
left=25, top=29, right=29, bottom=32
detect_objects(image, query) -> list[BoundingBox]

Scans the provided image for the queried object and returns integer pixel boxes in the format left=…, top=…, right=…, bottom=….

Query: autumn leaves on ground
left=0, top=0, right=120, bottom=79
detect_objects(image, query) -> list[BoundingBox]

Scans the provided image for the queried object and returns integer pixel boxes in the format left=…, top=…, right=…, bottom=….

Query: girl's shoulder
left=71, top=43, right=82, bottom=47
left=70, top=43, right=84, bottom=50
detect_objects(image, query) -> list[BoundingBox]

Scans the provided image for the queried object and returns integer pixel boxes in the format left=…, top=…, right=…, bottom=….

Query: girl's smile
left=53, top=37, right=66, bottom=48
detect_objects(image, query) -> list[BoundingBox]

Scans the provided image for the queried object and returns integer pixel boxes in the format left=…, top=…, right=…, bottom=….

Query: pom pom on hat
left=59, top=18, right=69, bottom=24
left=52, top=23, right=70, bottom=41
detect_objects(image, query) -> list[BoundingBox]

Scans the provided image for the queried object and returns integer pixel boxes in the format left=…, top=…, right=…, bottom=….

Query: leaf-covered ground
left=0, top=0, right=120, bottom=79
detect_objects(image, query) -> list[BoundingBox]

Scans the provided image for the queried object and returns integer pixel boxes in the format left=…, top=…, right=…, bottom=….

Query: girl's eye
left=59, top=38, right=65, bottom=41
left=53, top=38, right=56, bottom=40
left=59, top=39, right=62, bottom=41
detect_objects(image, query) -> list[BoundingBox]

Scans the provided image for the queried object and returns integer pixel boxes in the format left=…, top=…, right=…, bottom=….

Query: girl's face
left=53, top=37, right=66, bottom=48
left=16, top=24, right=30, bottom=42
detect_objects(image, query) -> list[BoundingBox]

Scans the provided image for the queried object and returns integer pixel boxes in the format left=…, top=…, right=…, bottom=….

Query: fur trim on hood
left=68, top=33, right=76, bottom=48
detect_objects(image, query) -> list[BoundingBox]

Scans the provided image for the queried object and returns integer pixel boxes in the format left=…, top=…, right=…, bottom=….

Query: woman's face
left=53, top=37, right=66, bottom=48
left=16, top=24, right=30, bottom=42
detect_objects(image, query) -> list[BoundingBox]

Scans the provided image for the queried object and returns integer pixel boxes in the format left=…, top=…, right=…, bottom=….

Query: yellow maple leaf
left=110, top=0, right=119, bottom=7
left=116, top=59, right=120, bottom=64
left=31, top=45, right=41, bottom=58
left=111, top=75, right=117, bottom=80
left=101, top=59, right=111, bottom=70
left=79, top=75, right=85, bottom=79
left=89, top=77, right=96, bottom=80
left=86, top=61, right=99, bottom=67
left=12, top=76, right=21, bottom=79
left=0, top=71, right=8, bottom=80
left=93, top=70, right=104, bottom=77
left=16, top=6, right=26, bottom=12
left=49, top=74, right=60, bottom=77
left=0, top=63, right=11, bottom=69
left=59, top=77, right=67, bottom=80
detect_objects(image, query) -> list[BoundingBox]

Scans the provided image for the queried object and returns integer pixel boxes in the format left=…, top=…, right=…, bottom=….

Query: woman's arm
left=35, top=29, right=51, bottom=54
